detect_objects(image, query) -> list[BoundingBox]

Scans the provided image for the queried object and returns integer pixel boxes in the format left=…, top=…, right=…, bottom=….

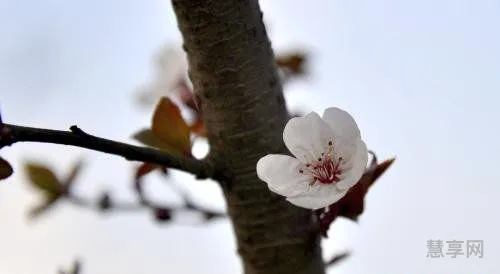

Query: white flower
left=256, top=107, right=368, bottom=209
left=136, top=44, right=193, bottom=106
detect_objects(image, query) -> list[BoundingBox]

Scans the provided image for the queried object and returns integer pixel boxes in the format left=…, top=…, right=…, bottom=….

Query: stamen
left=303, top=140, right=343, bottom=185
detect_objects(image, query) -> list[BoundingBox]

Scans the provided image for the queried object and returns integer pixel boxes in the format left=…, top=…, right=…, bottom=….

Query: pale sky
left=1, top=1, right=499, bottom=273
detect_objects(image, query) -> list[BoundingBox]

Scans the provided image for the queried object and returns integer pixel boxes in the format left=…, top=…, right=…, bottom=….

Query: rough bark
left=171, top=1, right=325, bottom=273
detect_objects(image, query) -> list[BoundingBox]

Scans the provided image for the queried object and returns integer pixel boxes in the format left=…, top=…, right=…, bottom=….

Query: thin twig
left=64, top=191, right=225, bottom=222
left=0, top=124, right=213, bottom=179
left=324, top=251, right=351, bottom=267
left=66, top=194, right=143, bottom=212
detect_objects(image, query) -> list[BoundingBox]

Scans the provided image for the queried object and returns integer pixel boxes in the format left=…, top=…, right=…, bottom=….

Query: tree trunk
left=171, top=1, right=325, bottom=273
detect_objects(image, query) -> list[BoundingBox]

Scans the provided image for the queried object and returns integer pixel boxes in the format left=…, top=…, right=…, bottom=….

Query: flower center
left=299, top=141, right=343, bottom=185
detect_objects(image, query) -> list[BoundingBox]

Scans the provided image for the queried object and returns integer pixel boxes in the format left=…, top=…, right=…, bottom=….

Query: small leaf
left=153, top=207, right=172, bottom=222
left=203, top=211, right=224, bottom=222
left=132, top=128, right=178, bottom=153
left=189, top=117, right=206, bottom=137
left=276, top=52, right=308, bottom=76
left=97, top=192, right=112, bottom=212
left=28, top=194, right=60, bottom=219
left=62, top=160, right=84, bottom=188
left=25, top=163, right=63, bottom=195
left=316, top=153, right=395, bottom=237
left=373, top=158, right=396, bottom=182
left=338, top=156, right=395, bottom=221
left=151, top=97, right=191, bottom=155
left=325, top=251, right=351, bottom=267
left=135, top=162, right=158, bottom=179
left=132, top=97, right=192, bottom=156
left=134, top=162, right=167, bottom=180
left=0, top=157, right=13, bottom=180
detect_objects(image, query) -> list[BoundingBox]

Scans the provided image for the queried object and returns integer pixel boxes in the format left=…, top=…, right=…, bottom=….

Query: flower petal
left=322, top=108, right=361, bottom=164
left=322, top=107, right=360, bottom=141
left=286, top=184, right=348, bottom=209
left=283, top=112, right=335, bottom=163
left=256, top=154, right=312, bottom=197
left=336, top=139, right=368, bottom=190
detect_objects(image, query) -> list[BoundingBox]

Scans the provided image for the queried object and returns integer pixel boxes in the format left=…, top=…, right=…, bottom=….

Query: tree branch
left=0, top=124, right=213, bottom=179
left=61, top=177, right=226, bottom=223
left=64, top=192, right=225, bottom=222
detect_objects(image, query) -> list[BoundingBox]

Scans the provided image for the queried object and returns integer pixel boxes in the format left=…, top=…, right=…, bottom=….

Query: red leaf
left=276, top=52, right=308, bottom=76
left=134, top=162, right=168, bottom=180
left=316, top=153, right=395, bottom=237
left=373, top=157, right=396, bottom=182
left=152, top=97, right=191, bottom=155
left=189, top=117, right=206, bottom=138
left=0, top=157, right=13, bottom=180
left=153, top=207, right=172, bottom=222
left=133, top=97, right=192, bottom=156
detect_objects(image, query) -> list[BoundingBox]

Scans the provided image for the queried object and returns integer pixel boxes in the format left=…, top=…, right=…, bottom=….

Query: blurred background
left=1, top=0, right=499, bottom=273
